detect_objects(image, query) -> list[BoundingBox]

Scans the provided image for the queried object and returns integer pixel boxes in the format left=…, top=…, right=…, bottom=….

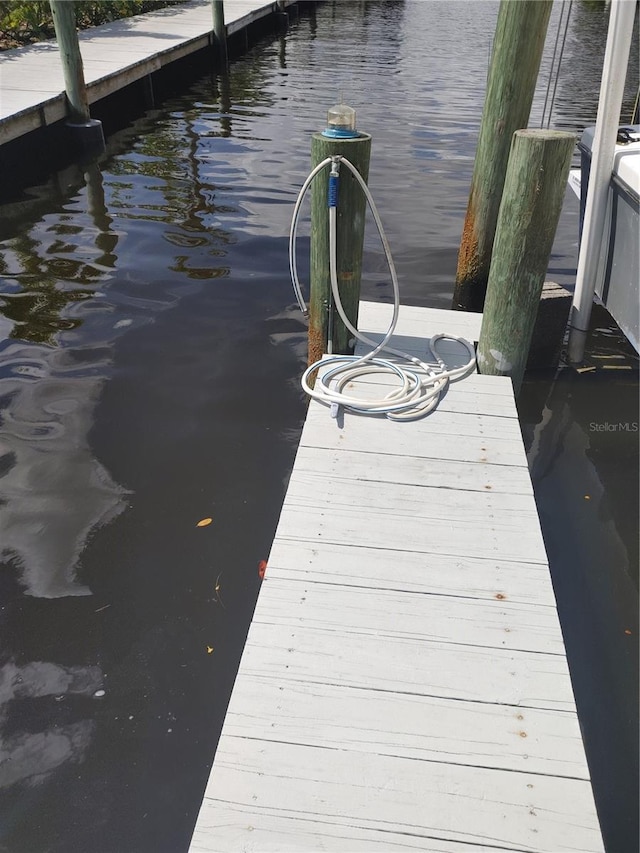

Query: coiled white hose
left=289, top=155, right=476, bottom=421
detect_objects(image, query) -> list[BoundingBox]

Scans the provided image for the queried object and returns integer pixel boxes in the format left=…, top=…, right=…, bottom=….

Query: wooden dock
left=189, top=301, right=603, bottom=852
left=0, top=0, right=293, bottom=145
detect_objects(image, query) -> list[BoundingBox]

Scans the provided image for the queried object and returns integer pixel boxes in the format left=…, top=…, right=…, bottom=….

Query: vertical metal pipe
left=567, top=0, right=636, bottom=363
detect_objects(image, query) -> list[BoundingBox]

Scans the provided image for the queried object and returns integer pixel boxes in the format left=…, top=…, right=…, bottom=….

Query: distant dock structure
left=189, top=301, right=604, bottom=852
left=0, top=0, right=297, bottom=148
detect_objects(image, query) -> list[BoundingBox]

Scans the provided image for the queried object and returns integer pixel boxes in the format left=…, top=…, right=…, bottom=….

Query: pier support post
left=276, top=0, right=289, bottom=28
left=309, top=132, right=371, bottom=365
left=49, top=0, right=105, bottom=158
left=452, top=0, right=553, bottom=313
left=567, top=0, right=636, bottom=363
left=211, top=0, right=228, bottom=66
left=477, top=129, right=575, bottom=394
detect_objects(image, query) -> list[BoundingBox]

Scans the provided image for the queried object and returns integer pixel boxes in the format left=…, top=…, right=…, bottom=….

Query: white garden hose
left=289, top=155, right=476, bottom=421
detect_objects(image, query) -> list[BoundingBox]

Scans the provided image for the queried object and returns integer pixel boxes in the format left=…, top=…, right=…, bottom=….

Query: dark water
left=0, top=2, right=637, bottom=851
left=519, top=325, right=639, bottom=853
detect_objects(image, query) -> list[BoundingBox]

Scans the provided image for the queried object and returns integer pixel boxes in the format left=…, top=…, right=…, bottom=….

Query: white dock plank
left=240, top=619, right=576, bottom=712
left=293, top=444, right=533, bottom=493
left=302, top=405, right=530, bottom=467
left=189, top=303, right=603, bottom=852
left=277, top=473, right=549, bottom=564
left=249, top=576, right=566, bottom=655
left=266, top=539, right=558, bottom=607
left=222, top=674, right=592, bottom=778
left=333, top=380, right=521, bottom=416
left=194, top=738, right=602, bottom=853
left=361, top=302, right=483, bottom=341
left=191, top=821, right=480, bottom=853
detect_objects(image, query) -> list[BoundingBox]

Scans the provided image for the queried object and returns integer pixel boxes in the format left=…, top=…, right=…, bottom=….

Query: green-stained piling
left=49, top=0, right=90, bottom=124
left=49, top=0, right=105, bottom=158
left=452, top=0, right=553, bottom=313
left=309, top=132, right=371, bottom=366
left=477, top=129, right=575, bottom=394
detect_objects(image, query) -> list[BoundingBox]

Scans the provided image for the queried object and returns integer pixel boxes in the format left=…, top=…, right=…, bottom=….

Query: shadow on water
left=0, top=1, right=637, bottom=851
left=519, top=309, right=639, bottom=851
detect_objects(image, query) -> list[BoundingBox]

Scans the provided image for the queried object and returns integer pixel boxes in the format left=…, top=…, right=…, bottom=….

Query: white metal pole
left=567, top=0, right=636, bottom=363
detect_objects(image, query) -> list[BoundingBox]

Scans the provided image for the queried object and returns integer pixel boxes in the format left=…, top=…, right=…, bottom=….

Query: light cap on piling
left=322, top=103, right=358, bottom=138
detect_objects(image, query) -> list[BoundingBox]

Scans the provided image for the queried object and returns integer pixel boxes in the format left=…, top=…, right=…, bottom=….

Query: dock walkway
left=189, top=301, right=603, bottom=852
left=0, top=0, right=291, bottom=145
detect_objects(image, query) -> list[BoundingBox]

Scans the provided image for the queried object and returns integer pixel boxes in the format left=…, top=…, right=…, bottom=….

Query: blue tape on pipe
left=328, top=174, right=339, bottom=208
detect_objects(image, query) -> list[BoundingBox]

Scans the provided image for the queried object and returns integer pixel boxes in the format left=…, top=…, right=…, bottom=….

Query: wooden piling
left=211, top=0, right=228, bottom=66
left=49, top=0, right=105, bottom=158
left=477, top=129, right=575, bottom=394
left=309, top=133, right=371, bottom=365
left=49, top=0, right=90, bottom=124
left=452, top=0, right=553, bottom=313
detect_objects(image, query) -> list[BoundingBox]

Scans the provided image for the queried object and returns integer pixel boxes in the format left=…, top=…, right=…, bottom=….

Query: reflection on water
left=0, top=345, right=128, bottom=598
left=0, top=104, right=238, bottom=603
left=0, top=2, right=637, bottom=851
left=1, top=17, right=306, bottom=849
left=0, top=660, right=102, bottom=789
left=552, top=0, right=640, bottom=131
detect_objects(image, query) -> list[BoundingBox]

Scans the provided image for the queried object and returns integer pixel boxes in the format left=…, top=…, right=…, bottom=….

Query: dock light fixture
left=322, top=103, right=358, bottom=138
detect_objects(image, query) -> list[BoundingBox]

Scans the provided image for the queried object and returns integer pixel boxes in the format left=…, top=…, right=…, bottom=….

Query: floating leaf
left=258, top=560, right=267, bottom=580
left=214, top=573, right=225, bottom=609
left=584, top=495, right=591, bottom=501
left=197, top=518, right=213, bottom=527
left=624, top=629, right=632, bottom=636
left=207, top=645, right=214, bottom=654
